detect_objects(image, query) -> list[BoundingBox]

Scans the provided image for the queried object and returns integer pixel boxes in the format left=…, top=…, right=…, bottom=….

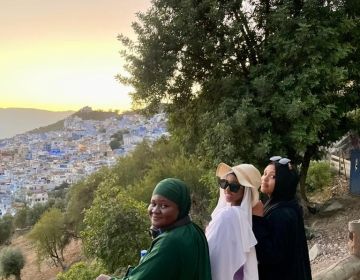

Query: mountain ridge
left=0, top=108, right=74, bottom=140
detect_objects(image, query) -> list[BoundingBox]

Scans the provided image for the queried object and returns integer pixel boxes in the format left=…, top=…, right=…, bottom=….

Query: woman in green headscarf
left=97, top=178, right=212, bottom=280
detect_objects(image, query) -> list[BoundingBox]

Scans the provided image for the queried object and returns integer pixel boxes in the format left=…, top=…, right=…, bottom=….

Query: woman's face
left=223, top=173, right=245, bottom=206
left=148, top=194, right=179, bottom=229
left=261, top=164, right=276, bottom=196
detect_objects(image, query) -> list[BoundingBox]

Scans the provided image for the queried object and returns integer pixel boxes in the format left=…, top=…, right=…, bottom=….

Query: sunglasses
left=270, top=156, right=291, bottom=165
left=218, top=178, right=244, bottom=193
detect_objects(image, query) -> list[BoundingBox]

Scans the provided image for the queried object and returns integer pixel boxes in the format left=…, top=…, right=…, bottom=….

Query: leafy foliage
left=56, top=261, right=106, bottom=280
left=0, top=215, right=14, bottom=245
left=118, top=0, right=360, bottom=202
left=0, top=247, right=25, bottom=280
left=26, top=203, right=50, bottom=226
left=305, top=161, right=334, bottom=192
left=66, top=167, right=111, bottom=235
left=79, top=136, right=217, bottom=271
left=13, top=208, right=28, bottom=229
left=28, top=208, right=70, bottom=269
left=81, top=188, right=149, bottom=272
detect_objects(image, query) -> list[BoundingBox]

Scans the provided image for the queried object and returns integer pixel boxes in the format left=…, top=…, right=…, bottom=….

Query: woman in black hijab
left=252, top=157, right=312, bottom=280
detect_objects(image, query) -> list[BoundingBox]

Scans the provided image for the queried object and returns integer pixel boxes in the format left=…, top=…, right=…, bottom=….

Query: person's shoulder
left=152, top=230, right=179, bottom=251
left=157, top=224, right=201, bottom=250
left=267, top=202, right=299, bottom=220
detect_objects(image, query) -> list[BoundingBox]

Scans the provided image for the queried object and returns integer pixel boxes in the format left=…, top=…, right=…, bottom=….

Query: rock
left=321, top=201, right=344, bottom=213
left=310, top=244, right=321, bottom=261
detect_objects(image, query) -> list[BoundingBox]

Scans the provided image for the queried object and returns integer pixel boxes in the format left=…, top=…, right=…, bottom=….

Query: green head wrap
left=152, top=178, right=191, bottom=220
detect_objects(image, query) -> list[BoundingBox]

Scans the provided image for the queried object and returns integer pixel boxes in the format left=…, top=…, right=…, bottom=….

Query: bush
left=0, top=247, right=25, bottom=280
left=306, top=160, right=334, bottom=192
left=0, top=215, right=14, bottom=245
left=81, top=188, right=149, bottom=272
left=57, top=261, right=106, bottom=280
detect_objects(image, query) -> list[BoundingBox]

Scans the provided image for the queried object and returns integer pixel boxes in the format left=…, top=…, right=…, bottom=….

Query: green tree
left=28, top=208, right=70, bottom=270
left=26, top=203, right=49, bottom=226
left=65, top=167, right=111, bottom=236
left=118, top=0, right=360, bottom=202
left=0, top=247, right=25, bottom=280
left=250, top=0, right=360, bottom=201
left=109, top=140, right=155, bottom=187
left=14, top=207, right=28, bottom=229
left=81, top=187, right=149, bottom=272
left=0, top=215, right=14, bottom=245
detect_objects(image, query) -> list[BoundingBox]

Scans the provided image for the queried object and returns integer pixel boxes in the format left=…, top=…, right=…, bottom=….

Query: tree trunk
left=15, top=273, right=21, bottom=280
left=299, top=148, right=312, bottom=202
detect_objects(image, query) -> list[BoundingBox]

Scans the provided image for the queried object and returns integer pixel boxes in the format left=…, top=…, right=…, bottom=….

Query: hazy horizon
left=1, top=0, right=151, bottom=112
left=0, top=108, right=75, bottom=139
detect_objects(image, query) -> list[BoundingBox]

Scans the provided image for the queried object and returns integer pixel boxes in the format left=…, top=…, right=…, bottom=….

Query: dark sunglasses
left=270, top=156, right=291, bottom=165
left=218, top=178, right=244, bottom=193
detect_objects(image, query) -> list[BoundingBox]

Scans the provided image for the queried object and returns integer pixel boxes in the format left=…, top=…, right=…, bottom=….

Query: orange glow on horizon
left=0, top=0, right=151, bottom=112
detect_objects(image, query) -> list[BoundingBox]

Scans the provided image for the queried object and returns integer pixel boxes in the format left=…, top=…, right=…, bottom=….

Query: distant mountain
left=0, top=108, right=74, bottom=139
left=29, top=108, right=120, bottom=134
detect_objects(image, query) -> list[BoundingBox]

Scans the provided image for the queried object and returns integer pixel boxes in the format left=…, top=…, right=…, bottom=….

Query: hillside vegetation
left=6, top=151, right=356, bottom=280
left=1, top=138, right=217, bottom=279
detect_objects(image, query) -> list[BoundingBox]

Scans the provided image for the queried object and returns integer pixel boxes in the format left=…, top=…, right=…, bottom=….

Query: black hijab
left=264, top=162, right=299, bottom=213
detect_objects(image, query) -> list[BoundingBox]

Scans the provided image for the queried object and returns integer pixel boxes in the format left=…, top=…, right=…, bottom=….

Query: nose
left=262, top=174, right=269, bottom=181
left=151, top=205, right=161, bottom=213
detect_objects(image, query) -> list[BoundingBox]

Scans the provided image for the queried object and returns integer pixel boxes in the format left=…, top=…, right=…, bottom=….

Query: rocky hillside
left=306, top=175, right=360, bottom=274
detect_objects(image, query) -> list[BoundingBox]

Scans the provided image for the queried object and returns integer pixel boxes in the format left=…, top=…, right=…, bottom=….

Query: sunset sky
left=0, top=0, right=151, bottom=112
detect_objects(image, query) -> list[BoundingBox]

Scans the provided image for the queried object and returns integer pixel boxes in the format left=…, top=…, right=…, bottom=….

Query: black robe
left=253, top=200, right=312, bottom=280
left=253, top=163, right=312, bottom=280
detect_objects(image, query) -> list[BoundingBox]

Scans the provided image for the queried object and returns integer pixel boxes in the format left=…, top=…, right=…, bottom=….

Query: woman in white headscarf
left=206, top=163, right=261, bottom=280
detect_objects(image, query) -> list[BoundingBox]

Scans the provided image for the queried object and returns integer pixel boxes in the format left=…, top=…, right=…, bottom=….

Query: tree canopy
left=118, top=0, right=360, bottom=201
left=0, top=215, right=13, bottom=245
left=81, top=188, right=149, bottom=272
left=28, top=208, right=70, bottom=270
left=0, top=247, right=25, bottom=280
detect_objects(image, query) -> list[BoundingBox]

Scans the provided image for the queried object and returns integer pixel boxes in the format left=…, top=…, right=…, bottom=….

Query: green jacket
left=112, top=222, right=212, bottom=280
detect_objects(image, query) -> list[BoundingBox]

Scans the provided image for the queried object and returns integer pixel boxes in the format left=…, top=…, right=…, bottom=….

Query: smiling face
left=223, top=173, right=245, bottom=206
left=261, top=164, right=276, bottom=197
left=148, top=194, right=179, bottom=229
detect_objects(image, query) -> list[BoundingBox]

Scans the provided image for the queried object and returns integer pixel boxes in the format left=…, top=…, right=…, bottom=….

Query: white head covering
left=206, top=163, right=260, bottom=280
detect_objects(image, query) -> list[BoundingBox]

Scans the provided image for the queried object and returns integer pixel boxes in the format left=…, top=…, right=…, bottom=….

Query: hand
left=252, top=201, right=264, bottom=217
left=96, top=274, right=111, bottom=280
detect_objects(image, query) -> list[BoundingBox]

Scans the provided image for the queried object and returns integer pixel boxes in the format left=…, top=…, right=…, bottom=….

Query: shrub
left=306, top=160, right=334, bottom=192
left=0, top=215, right=14, bottom=245
left=57, top=261, right=106, bottom=280
left=0, top=247, right=25, bottom=280
left=81, top=188, right=149, bottom=272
